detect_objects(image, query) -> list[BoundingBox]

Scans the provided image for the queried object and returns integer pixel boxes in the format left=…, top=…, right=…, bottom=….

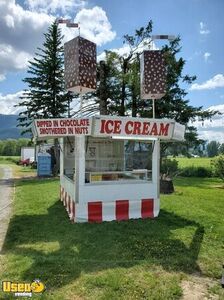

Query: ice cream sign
left=32, top=116, right=185, bottom=141
left=93, top=116, right=184, bottom=140
left=95, top=117, right=170, bottom=138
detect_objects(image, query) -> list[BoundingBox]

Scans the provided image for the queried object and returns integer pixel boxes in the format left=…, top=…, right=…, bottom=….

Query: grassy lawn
left=172, top=157, right=212, bottom=169
left=0, top=156, right=20, bottom=165
left=0, top=168, right=4, bottom=179
left=0, top=177, right=224, bottom=299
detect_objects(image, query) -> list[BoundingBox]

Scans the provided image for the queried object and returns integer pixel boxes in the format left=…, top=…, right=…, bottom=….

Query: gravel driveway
left=0, top=166, right=13, bottom=252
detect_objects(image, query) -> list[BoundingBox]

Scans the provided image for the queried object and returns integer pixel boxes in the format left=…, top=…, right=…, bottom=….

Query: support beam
left=152, top=139, right=160, bottom=200
left=75, top=136, right=85, bottom=203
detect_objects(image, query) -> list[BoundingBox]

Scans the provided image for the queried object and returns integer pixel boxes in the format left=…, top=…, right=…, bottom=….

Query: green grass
left=0, top=177, right=224, bottom=299
left=0, top=168, right=4, bottom=179
left=0, top=156, right=20, bottom=164
left=173, top=157, right=212, bottom=169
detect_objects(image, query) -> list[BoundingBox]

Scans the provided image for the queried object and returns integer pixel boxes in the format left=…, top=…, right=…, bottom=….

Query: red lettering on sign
left=113, top=120, right=122, bottom=134
left=150, top=123, right=158, bottom=135
left=159, top=123, right=169, bottom=136
left=142, top=122, right=150, bottom=135
left=133, top=121, right=141, bottom=135
left=100, top=119, right=121, bottom=134
left=98, top=119, right=171, bottom=137
left=105, top=120, right=114, bottom=134
left=100, top=119, right=106, bottom=133
left=125, top=121, right=133, bottom=134
left=37, top=120, right=52, bottom=127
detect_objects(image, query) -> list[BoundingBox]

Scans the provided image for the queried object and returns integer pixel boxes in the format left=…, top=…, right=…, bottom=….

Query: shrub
left=160, top=158, right=178, bottom=178
left=6, top=157, right=19, bottom=163
left=211, top=155, right=224, bottom=181
left=180, top=166, right=212, bottom=177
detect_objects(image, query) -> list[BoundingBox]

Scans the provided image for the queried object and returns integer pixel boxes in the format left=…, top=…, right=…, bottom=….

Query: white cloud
left=0, top=74, right=6, bottom=82
left=0, top=1, right=53, bottom=50
left=0, top=0, right=53, bottom=76
left=97, top=39, right=158, bottom=62
left=25, top=0, right=86, bottom=14
left=97, top=44, right=131, bottom=62
left=0, top=2, right=116, bottom=79
left=197, top=130, right=224, bottom=143
left=204, top=52, right=211, bottom=62
left=191, top=104, right=224, bottom=143
left=74, top=6, right=116, bottom=46
left=199, top=22, right=210, bottom=35
left=190, top=74, right=224, bottom=90
left=0, top=44, right=32, bottom=73
left=0, top=91, right=24, bottom=115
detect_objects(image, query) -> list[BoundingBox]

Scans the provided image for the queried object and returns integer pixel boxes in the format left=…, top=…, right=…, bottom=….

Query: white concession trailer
left=32, top=115, right=185, bottom=223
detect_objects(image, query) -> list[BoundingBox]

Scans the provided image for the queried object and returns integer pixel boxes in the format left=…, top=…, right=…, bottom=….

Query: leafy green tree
left=2, top=140, right=17, bottom=156
left=16, top=21, right=73, bottom=175
left=15, top=139, right=31, bottom=155
left=212, top=155, right=224, bottom=181
left=0, top=139, right=31, bottom=156
left=0, top=140, right=4, bottom=155
left=219, top=143, right=224, bottom=155
left=207, top=140, right=220, bottom=157
left=82, top=21, right=219, bottom=157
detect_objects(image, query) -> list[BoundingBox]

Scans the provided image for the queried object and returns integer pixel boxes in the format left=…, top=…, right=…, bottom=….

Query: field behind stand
left=0, top=158, right=224, bottom=299
left=173, top=157, right=212, bottom=169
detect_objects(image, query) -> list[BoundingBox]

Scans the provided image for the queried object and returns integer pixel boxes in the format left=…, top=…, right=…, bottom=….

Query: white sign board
left=32, top=116, right=185, bottom=141
left=33, top=118, right=92, bottom=139
left=93, top=116, right=177, bottom=140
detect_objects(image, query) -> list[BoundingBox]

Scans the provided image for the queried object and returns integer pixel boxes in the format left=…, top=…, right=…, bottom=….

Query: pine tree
left=17, top=21, right=72, bottom=133
left=16, top=21, right=73, bottom=175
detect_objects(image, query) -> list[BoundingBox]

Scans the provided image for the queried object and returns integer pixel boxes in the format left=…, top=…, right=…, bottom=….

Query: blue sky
left=0, top=0, right=223, bottom=141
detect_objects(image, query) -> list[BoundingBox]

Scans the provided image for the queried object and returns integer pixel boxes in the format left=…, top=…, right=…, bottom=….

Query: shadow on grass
left=2, top=201, right=204, bottom=289
left=0, top=177, right=58, bottom=187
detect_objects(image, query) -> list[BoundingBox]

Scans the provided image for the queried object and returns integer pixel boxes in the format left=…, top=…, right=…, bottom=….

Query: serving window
left=85, top=137, right=152, bottom=183
left=63, top=137, right=75, bottom=179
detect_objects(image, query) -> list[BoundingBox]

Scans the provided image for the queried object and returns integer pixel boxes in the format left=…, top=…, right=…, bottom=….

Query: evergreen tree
left=16, top=21, right=74, bottom=175
left=219, top=143, right=224, bottom=155
left=17, top=21, right=72, bottom=133
left=207, top=140, right=220, bottom=157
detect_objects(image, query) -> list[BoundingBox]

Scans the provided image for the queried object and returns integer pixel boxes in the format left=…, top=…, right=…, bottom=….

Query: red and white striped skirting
left=60, top=186, right=155, bottom=223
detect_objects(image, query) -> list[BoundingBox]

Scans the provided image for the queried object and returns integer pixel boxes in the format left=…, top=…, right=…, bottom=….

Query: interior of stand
left=63, top=136, right=153, bottom=183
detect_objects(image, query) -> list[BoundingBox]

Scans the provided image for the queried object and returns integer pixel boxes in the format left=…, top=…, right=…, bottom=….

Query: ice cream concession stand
left=32, top=28, right=185, bottom=223
left=32, top=116, right=185, bottom=222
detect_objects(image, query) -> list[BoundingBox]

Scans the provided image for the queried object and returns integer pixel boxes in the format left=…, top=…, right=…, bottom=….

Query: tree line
left=207, top=141, right=224, bottom=157
left=15, top=20, right=220, bottom=170
left=0, top=139, right=31, bottom=156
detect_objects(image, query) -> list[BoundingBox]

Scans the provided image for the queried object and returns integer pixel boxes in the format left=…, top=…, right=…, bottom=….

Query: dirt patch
left=0, top=166, right=13, bottom=252
left=181, top=275, right=219, bottom=300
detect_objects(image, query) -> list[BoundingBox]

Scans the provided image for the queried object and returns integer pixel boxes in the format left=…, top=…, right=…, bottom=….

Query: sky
left=0, top=0, right=224, bottom=142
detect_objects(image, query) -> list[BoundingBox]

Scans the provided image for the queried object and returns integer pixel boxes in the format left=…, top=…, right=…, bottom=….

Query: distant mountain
left=0, top=114, right=30, bottom=139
